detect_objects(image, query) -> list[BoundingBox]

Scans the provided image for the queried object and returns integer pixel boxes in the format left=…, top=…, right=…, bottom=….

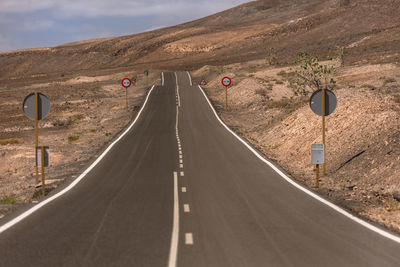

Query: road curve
left=0, top=73, right=178, bottom=267
left=174, top=71, right=400, bottom=266
left=0, top=71, right=399, bottom=267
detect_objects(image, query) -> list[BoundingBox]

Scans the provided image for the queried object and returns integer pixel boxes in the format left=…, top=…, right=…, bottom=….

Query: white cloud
left=0, top=0, right=250, bottom=18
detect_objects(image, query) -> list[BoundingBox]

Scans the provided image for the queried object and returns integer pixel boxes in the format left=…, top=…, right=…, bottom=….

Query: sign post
left=144, top=70, right=149, bottom=85
left=221, top=76, right=232, bottom=110
left=36, top=146, right=49, bottom=194
left=34, top=93, right=39, bottom=184
left=23, top=92, right=50, bottom=190
left=121, top=78, right=132, bottom=111
left=310, top=89, right=337, bottom=177
left=311, top=144, right=324, bottom=187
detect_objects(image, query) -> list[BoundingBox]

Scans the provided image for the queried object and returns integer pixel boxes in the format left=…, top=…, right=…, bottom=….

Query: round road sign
left=309, top=89, right=337, bottom=116
left=221, top=76, right=231, bottom=87
left=22, top=92, right=50, bottom=120
left=121, top=78, right=132, bottom=88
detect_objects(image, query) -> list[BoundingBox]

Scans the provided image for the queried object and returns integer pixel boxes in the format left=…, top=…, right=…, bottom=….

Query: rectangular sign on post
left=36, top=146, right=49, bottom=167
left=311, top=144, right=324, bottom=164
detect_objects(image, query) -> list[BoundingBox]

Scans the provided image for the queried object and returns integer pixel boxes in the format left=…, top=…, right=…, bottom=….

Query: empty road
left=0, top=72, right=399, bottom=266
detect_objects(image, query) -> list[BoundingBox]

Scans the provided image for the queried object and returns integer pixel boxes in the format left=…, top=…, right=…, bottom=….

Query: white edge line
left=186, top=71, right=192, bottom=86
left=168, top=172, right=179, bottom=267
left=197, top=83, right=400, bottom=244
left=162, top=72, right=165, bottom=86
left=0, top=85, right=157, bottom=234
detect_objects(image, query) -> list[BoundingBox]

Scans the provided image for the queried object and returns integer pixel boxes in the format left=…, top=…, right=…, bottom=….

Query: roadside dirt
left=0, top=69, right=159, bottom=218
left=192, top=59, right=400, bottom=233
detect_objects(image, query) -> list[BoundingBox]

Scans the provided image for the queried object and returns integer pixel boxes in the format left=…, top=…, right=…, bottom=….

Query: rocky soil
left=191, top=59, right=400, bottom=233
left=0, top=69, right=159, bottom=218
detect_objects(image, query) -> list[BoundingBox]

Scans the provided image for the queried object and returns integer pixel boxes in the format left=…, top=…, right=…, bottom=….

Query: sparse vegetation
left=68, top=135, right=80, bottom=142
left=384, top=77, right=396, bottom=85
left=277, top=70, right=286, bottom=76
left=362, top=84, right=376, bottom=90
left=0, top=138, right=21, bottom=145
left=294, top=51, right=336, bottom=95
left=265, top=48, right=278, bottom=65
left=272, top=143, right=282, bottom=149
left=266, top=96, right=309, bottom=112
left=255, top=88, right=269, bottom=101
left=105, top=132, right=112, bottom=136
left=90, top=128, right=96, bottom=133
left=336, top=46, right=345, bottom=67
left=393, top=95, right=400, bottom=104
left=131, top=76, right=137, bottom=85
left=0, top=194, right=17, bottom=204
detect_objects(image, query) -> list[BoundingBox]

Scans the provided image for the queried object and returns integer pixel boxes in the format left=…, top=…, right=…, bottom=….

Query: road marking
left=185, top=233, right=194, bottom=245
left=162, top=72, right=164, bottom=86
left=0, top=85, right=157, bottom=235
left=180, top=171, right=184, bottom=176
left=179, top=151, right=182, bottom=155
left=179, top=155, right=182, bottom=159
left=168, top=172, right=180, bottom=267
left=179, top=159, right=183, bottom=164
left=174, top=72, right=181, bottom=107
left=182, top=187, right=187, bottom=192
left=184, top=204, right=190, bottom=213
left=197, top=82, right=400, bottom=244
left=180, top=164, right=183, bottom=168
left=186, top=71, right=193, bottom=86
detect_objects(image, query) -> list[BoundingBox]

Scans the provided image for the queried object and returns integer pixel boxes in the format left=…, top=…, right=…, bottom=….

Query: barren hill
left=1, top=0, right=399, bottom=81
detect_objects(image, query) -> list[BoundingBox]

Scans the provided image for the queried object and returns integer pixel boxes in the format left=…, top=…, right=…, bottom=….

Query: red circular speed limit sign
left=221, top=76, right=232, bottom=87
left=121, top=78, right=132, bottom=88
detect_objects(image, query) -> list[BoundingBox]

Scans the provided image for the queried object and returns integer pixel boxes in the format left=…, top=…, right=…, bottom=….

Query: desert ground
left=0, top=69, right=159, bottom=217
left=1, top=0, right=400, bottom=233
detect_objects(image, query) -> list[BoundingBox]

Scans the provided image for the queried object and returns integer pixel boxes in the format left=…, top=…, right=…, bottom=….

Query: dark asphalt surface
left=0, top=71, right=399, bottom=267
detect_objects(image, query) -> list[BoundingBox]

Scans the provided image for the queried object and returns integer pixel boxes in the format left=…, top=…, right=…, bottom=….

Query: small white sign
left=36, top=146, right=49, bottom=167
left=311, top=144, right=324, bottom=164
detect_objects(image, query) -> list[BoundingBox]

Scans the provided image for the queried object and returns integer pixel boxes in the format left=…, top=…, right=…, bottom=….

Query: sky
left=0, top=0, right=250, bottom=52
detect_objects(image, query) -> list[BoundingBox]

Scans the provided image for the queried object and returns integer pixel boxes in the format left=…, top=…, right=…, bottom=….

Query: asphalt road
left=0, top=72, right=399, bottom=266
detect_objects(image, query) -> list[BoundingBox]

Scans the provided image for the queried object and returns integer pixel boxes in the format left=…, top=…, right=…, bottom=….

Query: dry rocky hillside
left=1, top=0, right=400, bottom=233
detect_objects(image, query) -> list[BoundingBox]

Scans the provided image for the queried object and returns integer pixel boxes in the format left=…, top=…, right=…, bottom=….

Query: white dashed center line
left=185, top=233, right=194, bottom=245
left=182, top=187, right=187, bottom=192
left=180, top=171, right=184, bottom=176
left=184, top=204, right=190, bottom=213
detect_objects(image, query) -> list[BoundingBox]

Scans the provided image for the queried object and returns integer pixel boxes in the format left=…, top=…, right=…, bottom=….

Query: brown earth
left=191, top=60, right=400, bottom=233
left=1, top=0, right=400, bottom=232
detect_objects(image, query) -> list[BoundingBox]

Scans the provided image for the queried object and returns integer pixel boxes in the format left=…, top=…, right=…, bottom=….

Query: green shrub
left=0, top=195, right=17, bottom=204
left=68, top=135, right=80, bottom=142
left=0, top=138, right=21, bottom=145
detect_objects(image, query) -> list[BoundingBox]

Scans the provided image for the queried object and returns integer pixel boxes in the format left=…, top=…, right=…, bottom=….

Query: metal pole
left=35, top=93, right=39, bottom=185
left=316, top=164, right=320, bottom=188
left=125, top=88, right=129, bottom=111
left=225, top=86, right=228, bottom=110
left=41, top=146, right=45, bottom=195
left=322, top=88, right=326, bottom=176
